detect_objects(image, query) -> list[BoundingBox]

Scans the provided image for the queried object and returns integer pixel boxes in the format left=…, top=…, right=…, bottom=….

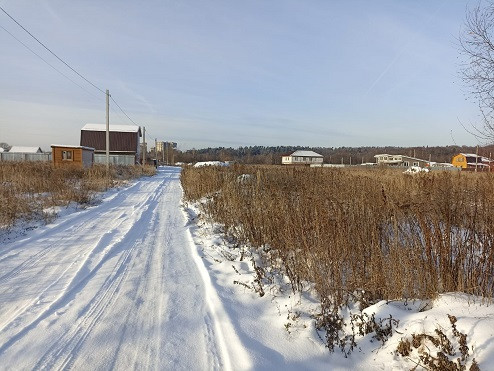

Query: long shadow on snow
left=186, top=221, right=287, bottom=370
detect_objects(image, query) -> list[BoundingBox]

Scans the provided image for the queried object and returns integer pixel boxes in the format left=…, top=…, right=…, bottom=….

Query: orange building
left=452, top=153, right=493, bottom=171
left=51, top=145, right=94, bottom=168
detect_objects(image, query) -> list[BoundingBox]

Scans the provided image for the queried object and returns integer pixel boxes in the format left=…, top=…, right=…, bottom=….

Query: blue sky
left=0, top=0, right=483, bottom=151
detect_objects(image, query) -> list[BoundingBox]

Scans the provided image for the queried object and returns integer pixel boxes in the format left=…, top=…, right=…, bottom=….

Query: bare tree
left=459, top=1, right=494, bottom=142
left=0, top=142, right=11, bottom=151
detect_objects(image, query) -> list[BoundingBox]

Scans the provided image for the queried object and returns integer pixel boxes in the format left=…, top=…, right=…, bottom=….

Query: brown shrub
left=181, top=165, right=494, bottom=306
left=0, top=162, right=155, bottom=229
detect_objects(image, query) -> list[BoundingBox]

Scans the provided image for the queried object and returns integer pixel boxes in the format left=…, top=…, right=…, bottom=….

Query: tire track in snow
left=0, top=220, right=91, bottom=284
left=0, top=180, right=143, bottom=261
left=0, top=178, right=161, bottom=330
left=106, top=175, right=172, bottom=370
left=32, top=179, right=169, bottom=371
left=0, top=176, right=167, bottom=363
left=35, top=243, right=136, bottom=371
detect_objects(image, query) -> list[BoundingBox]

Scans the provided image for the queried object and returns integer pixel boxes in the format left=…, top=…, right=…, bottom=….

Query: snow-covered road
left=0, top=167, right=250, bottom=370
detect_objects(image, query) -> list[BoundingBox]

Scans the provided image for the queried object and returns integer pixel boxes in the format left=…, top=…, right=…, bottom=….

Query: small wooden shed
left=51, top=145, right=94, bottom=168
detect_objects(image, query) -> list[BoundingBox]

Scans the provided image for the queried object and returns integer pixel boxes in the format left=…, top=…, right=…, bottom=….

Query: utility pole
left=475, top=145, right=479, bottom=172
left=106, top=89, right=110, bottom=174
left=166, top=142, right=169, bottom=165
left=155, top=138, right=157, bottom=163
left=142, top=126, right=146, bottom=165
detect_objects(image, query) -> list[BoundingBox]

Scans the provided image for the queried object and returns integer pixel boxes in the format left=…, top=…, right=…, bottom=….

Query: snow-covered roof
left=290, top=150, right=323, bottom=157
left=51, top=144, right=95, bottom=151
left=81, top=123, right=140, bottom=133
left=9, top=146, right=42, bottom=153
left=459, top=153, right=493, bottom=162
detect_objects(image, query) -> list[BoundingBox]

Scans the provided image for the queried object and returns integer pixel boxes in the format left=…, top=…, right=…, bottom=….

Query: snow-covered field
left=0, top=166, right=493, bottom=370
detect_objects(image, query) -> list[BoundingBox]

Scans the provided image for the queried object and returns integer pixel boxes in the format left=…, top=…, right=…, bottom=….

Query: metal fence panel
left=0, top=153, right=51, bottom=162
left=94, top=154, right=135, bottom=165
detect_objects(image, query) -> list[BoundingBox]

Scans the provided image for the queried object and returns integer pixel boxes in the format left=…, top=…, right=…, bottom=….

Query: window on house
left=62, top=150, right=73, bottom=161
left=413, top=162, right=419, bottom=166
left=404, top=161, right=409, bottom=167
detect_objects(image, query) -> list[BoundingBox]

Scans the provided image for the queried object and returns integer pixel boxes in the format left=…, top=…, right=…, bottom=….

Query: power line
left=1, top=5, right=148, bottom=129
left=110, top=96, right=140, bottom=127
left=0, top=4, right=105, bottom=94
left=0, top=24, right=101, bottom=103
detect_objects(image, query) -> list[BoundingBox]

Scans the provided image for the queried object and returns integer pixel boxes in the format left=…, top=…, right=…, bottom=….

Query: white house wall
left=283, top=156, right=323, bottom=164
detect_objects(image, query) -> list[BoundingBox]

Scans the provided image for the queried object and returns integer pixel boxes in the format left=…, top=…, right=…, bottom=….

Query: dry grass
left=181, top=165, right=494, bottom=310
left=0, top=162, right=156, bottom=228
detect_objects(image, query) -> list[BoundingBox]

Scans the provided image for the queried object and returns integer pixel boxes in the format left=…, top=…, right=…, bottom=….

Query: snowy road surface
left=0, top=167, right=251, bottom=370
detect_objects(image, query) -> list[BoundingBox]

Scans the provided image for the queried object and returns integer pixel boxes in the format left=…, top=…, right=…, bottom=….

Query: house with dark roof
left=80, top=124, right=142, bottom=165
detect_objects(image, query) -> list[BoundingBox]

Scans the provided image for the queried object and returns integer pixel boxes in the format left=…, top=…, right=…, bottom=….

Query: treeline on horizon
left=174, top=144, right=494, bottom=165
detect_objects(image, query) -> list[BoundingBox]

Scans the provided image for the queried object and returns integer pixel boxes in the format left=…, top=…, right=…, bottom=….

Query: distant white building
left=282, top=150, right=323, bottom=165
left=8, top=146, right=43, bottom=153
left=374, top=154, right=428, bottom=168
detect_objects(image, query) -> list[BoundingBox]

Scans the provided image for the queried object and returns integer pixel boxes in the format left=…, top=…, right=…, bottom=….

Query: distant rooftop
left=81, top=123, right=140, bottom=133
left=9, top=146, right=43, bottom=153
left=51, top=144, right=95, bottom=151
left=290, top=150, right=323, bottom=157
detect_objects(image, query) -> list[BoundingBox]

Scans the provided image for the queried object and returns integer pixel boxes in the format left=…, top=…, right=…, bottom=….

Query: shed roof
left=290, top=150, right=323, bottom=157
left=51, top=144, right=95, bottom=151
left=9, top=146, right=43, bottom=153
left=82, top=123, right=141, bottom=135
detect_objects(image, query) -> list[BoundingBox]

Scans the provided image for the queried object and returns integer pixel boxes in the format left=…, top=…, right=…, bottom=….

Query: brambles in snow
left=314, top=300, right=398, bottom=357
left=181, top=165, right=494, bottom=355
left=396, top=315, right=478, bottom=370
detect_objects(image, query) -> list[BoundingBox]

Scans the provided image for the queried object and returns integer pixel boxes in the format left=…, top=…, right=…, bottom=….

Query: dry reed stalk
left=181, top=165, right=494, bottom=308
left=0, top=162, right=156, bottom=230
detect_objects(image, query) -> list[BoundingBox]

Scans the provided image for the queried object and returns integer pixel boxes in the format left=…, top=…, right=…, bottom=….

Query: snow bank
left=184, top=200, right=494, bottom=370
left=404, top=166, right=429, bottom=174
left=193, top=161, right=230, bottom=168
